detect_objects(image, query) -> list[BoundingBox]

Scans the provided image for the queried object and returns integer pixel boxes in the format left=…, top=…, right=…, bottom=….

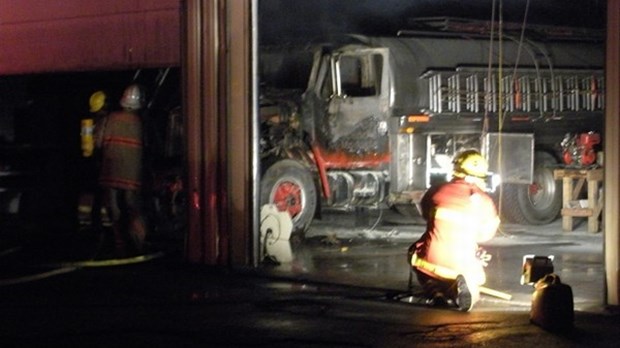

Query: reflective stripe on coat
left=99, top=110, right=143, bottom=190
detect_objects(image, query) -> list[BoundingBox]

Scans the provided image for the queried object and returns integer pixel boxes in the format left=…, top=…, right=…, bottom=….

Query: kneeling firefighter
left=408, top=150, right=500, bottom=311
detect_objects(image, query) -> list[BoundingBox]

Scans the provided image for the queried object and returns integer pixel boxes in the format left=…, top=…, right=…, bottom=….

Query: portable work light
left=521, top=255, right=554, bottom=285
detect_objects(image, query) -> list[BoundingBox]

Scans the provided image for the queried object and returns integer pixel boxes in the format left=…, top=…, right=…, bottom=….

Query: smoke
left=259, top=0, right=605, bottom=45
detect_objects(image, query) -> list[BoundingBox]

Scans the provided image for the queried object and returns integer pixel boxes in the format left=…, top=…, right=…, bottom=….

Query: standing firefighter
left=99, top=84, right=147, bottom=257
left=408, top=150, right=500, bottom=311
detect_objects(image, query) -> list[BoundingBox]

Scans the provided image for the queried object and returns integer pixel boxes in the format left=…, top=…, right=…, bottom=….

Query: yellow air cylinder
left=81, top=118, right=94, bottom=157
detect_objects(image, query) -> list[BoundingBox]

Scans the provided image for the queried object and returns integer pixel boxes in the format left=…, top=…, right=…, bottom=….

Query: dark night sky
left=259, top=0, right=606, bottom=45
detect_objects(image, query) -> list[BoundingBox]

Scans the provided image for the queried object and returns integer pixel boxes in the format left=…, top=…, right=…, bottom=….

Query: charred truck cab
left=259, top=20, right=604, bottom=236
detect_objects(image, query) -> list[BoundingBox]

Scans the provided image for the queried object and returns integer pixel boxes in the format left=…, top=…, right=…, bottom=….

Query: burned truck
left=259, top=22, right=604, bottom=236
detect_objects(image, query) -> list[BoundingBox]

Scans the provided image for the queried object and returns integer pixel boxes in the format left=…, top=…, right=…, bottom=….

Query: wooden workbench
left=553, top=167, right=603, bottom=233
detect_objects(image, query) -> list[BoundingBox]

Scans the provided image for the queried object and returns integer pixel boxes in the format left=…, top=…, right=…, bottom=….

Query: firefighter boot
left=455, top=275, right=473, bottom=312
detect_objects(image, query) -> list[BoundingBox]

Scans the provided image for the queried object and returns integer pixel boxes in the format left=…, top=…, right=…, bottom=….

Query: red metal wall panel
left=0, top=0, right=181, bottom=75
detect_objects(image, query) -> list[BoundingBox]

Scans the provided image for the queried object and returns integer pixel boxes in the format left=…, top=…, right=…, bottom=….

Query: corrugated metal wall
left=0, top=0, right=181, bottom=75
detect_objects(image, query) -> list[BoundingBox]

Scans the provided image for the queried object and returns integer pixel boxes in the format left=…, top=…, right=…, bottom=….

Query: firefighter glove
left=476, top=248, right=492, bottom=267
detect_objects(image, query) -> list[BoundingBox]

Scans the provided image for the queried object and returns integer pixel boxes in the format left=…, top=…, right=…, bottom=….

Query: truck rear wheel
left=260, top=159, right=317, bottom=240
left=500, top=152, right=561, bottom=225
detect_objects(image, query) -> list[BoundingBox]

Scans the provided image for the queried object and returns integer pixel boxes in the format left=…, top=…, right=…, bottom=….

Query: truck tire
left=500, top=152, right=561, bottom=225
left=260, top=159, right=317, bottom=240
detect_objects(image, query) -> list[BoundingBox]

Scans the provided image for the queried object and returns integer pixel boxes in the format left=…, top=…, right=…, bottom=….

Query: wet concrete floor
left=261, top=210, right=605, bottom=312
left=0, top=210, right=614, bottom=347
left=0, top=211, right=605, bottom=310
left=0, top=208, right=605, bottom=312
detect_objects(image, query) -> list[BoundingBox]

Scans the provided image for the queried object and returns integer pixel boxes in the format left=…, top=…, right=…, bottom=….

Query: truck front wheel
left=260, top=159, right=317, bottom=240
left=500, top=151, right=562, bottom=225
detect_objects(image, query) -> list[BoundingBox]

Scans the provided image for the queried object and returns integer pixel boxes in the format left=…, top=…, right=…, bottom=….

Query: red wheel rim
left=272, top=181, right=302, bottom=218
left=529, top=182, right=541, bottom=196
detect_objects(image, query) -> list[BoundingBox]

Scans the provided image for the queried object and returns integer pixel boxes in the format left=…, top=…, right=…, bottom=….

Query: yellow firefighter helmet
left=453, top=150, right=489, bottom=178
left=89, top=90, right=107, bottom=113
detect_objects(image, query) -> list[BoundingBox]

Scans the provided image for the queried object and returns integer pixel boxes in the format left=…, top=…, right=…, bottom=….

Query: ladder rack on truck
left=422, top=68, right=604, bottom=115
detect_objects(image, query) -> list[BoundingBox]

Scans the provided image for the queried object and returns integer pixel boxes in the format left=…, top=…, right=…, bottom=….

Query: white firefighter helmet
left=120, top=84, right=145, bottom=111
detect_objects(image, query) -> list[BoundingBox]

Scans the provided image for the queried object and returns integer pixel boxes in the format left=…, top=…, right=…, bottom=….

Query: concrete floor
left=1, top=207, right=605, bottom=313
left=0, top=210, right=614, bottom=347
left=261, top=210, right=605, bottom=312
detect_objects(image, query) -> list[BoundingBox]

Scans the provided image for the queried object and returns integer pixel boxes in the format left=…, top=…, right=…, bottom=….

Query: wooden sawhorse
left=553, top=167, right=603, bottom=233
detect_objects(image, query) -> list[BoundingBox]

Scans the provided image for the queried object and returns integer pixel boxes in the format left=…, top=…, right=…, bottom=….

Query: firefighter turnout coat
left=412, top=178, right=500, bottom=286
left=99, top=110, right=143, bottom=191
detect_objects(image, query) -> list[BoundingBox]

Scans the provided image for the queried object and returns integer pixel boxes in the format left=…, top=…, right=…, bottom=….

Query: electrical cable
left=482, top=0, right=497, bottom=136
left=363, top=208, right=384, bottom=233
left=497, top=0, right=507, bottom=237
left=0, top=248, right=166, bottom=287
left=484, top=0, right=508, bottom=238
left=508, top=0, right=532, bottom=117
left=50, top=251, right=166, bottom=268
